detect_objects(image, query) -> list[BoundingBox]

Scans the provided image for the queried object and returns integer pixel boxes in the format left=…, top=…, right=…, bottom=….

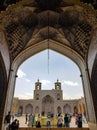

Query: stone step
left=19, top=128, right=89, bottom=130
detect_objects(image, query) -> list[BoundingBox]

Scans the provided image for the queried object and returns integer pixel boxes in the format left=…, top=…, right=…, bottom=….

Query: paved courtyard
left=12, top=115, right=88, bottom=128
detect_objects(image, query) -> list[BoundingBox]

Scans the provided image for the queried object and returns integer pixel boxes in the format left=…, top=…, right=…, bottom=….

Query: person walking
left=5, top=111, right=11, bottom=124
left=64, top=113, right=70, bottom=127
left=25, top=113, right=28, bottom=124
left=46, top=116, right=51, bottom=127
left=11, top=113, right=15, bottom=122
left=31, top=114, right=35, bottom=127
left=77, top=116, right=82, bottom=128
left=28, top=113, right=34, bottom=127
left=5, top=111, right=11, bottom=130
left=36, top=114, right=41, bottom=128
left=57, top=114, right=63, bottom=127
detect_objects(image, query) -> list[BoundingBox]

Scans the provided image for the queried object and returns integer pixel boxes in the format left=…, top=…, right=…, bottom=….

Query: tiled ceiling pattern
left=0, top=0, right=97, bottom=61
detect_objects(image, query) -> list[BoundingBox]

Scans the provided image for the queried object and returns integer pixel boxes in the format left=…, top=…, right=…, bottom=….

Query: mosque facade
left=11, top=80, right=86, bottom=116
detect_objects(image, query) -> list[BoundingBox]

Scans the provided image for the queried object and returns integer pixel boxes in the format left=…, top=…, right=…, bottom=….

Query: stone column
left=82, top=69, right=97, bottom=130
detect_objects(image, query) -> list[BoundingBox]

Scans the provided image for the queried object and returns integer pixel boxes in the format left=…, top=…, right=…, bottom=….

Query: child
left=46, top=116, right=51, bottom=127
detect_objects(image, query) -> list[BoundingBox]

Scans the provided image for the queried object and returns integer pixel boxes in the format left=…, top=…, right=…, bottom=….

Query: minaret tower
left=35, top=79, right=41, bottom=90
left=55, top=79, right=61, bottom=90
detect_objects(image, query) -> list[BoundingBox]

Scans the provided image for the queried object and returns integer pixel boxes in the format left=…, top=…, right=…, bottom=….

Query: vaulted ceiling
left=0, top=0, right=97, bottom=62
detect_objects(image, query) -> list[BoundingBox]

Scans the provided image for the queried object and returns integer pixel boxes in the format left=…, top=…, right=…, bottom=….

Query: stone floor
left=12, top=116, right=89, bottom=128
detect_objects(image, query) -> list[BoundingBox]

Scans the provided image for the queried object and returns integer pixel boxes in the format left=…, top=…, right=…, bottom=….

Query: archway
left=0, top=0, right=97, bottom=129
left=25, top=104, right=33, bottom=114
left=18, top=106, right=23, bottom=116
left=74, top=106, right=78, bottom=114
left=63, top=104, right=71, bottom=114
left=35, top=106, right=39, bottom=114
left=42, top=95, right=54, bottom=114
left=57, top=106, right=62, bottom=114
left=5, top=40, right=95, bottom=128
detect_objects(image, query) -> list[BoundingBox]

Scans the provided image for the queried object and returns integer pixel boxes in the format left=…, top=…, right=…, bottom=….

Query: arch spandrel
left=11, top=39, right=85, bottom=74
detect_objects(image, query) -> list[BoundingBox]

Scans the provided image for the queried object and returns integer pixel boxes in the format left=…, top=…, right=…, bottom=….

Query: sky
left=14, top=49, right=84, bottom=99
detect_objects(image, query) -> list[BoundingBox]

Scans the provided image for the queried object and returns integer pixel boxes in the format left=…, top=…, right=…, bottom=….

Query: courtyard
left=12, top=115, right=88, bottom=128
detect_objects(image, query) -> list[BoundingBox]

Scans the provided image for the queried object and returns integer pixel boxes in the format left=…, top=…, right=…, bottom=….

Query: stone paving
left=12, top=115, right=88, bottom=128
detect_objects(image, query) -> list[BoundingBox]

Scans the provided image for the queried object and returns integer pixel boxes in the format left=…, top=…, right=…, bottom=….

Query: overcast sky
left=14, top=49, right=84, bottom=99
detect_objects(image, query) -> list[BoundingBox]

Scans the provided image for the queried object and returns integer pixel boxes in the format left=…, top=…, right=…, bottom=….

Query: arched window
left=57, top=93, right=60, bottom=100
left=35, top=106, right=39, bottom=114
left=74, top=106, right=78, bottom=114
left=36, top=94, right=39, bottom=100
left=57, top=106, right=62, bottom=113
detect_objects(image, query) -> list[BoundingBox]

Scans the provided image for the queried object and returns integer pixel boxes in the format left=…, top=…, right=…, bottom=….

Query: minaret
left=35, top=79, right=41, bottom=90
left=55, top=79, right=61, bottom=90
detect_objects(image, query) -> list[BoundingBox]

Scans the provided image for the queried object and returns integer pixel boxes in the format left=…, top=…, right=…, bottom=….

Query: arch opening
left=6, top=39, right=94, bottom=128
left=14, top=49, right=83, bottom=99
left=63, top=104, right=71, bottom=114
left=42, top=95, right=54, bottom=115
left=25, top=104, right=33, bottom=114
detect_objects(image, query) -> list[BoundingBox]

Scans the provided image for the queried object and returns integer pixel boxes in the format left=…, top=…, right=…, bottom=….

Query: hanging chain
left=47, top=7, right=50, bottom=74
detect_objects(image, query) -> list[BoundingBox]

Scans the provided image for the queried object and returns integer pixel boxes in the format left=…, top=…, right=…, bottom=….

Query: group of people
left=26, top=113, right=41, bottom=128
left=5, top=111, right=84, bottom=129
left=10, top=119, right=19, bottom=130
left=25, top=113, right=54, bottom=128
left=5, top=111, right=19, bottom=130
left=25, top=112, right=83, bottom=128
left=57, top=113, right=83, bottom=128
left=57, top=113, right=71, bottom=127
left=75, top=113, right=83, bottom=128
left=25, top=112, right=72, bottom=128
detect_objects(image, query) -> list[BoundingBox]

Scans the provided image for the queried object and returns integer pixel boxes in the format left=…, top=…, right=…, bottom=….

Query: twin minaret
left=35, top=79, right=61, bottom=90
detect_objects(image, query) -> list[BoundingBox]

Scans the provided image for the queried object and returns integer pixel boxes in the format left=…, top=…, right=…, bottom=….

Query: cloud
left=25, top=92, right=33, bottom=96
left=40, top=80, right=51, bottom=86
left=62, top=80, right=78, bottom=86
left=63, top=93, right=70, bottom=99
left=15, top=92, right=33, bottom=99
left=63, top=92, right=83, bottom=99
left=17, top=69, right=26, bottom=78
left=25, top=79, right=31, bottom=82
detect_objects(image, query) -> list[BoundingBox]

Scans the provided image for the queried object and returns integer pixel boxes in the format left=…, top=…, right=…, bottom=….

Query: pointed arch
left=42, top=95, right=54, bottom=114
left=57, top=106, right=62, bottom=114
left=5, top=39, right=95, bottom=124
left=18, top=106, right=23, bottom=116
left=74, top=106, right=78, bottom=114
left=25, top=104, right=33, bottom=114
left=63, top=104, right=71, bottom=114
left=35, top=106, right=39, bottom=114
